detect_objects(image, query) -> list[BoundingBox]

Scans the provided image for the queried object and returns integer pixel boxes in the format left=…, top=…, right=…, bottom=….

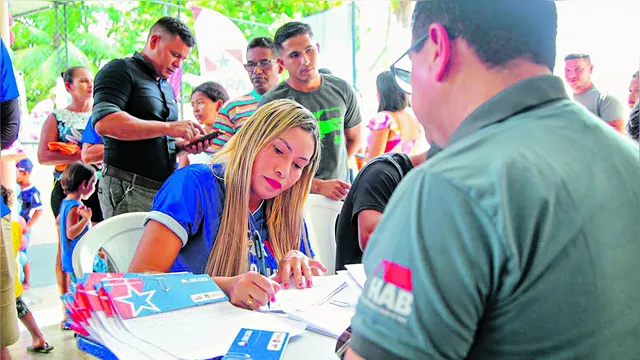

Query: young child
left=58, top=162, right=97, bottom=286
left=15, top=158, right=43, bottom=289
left=16, top=158, right=43, bottom=235
left=0, top=185, right=53, bottom=354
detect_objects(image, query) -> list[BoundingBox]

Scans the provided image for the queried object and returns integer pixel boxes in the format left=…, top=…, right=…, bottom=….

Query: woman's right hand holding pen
left=216, top=272, right=280, bottom=311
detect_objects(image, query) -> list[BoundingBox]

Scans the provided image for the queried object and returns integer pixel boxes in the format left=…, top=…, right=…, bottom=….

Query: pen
left=252, top=230, right=270, bottom=309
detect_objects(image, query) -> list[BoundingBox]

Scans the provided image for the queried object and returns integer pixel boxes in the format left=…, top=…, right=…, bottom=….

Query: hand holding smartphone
left=185, top=130, right=220, bottom=150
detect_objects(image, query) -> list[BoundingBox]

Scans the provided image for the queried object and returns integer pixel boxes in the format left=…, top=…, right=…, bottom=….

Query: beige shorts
left=0, top=215, right=19, bottom=347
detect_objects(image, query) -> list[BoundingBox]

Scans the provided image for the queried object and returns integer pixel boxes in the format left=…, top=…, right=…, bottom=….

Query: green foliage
left=12, top=0, right=341, bottom=111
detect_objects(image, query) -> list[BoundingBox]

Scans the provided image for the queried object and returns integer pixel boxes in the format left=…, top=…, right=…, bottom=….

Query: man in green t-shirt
left=259, top=22, right=362, bottom=201
left=347, top=1, right=640, bottom=359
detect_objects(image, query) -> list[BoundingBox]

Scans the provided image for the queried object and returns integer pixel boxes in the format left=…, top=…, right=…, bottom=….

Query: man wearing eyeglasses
left=258, top=22, right=362, bottom=201
left=346, top=1, right=640, bottom=359
left=211, top=37, right=283, bottom=152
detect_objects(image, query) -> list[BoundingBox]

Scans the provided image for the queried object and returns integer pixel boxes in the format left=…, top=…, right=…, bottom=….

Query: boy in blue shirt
left=16, top=158, right=43, bottom=235
left=16, top=158, right=42, bottom=290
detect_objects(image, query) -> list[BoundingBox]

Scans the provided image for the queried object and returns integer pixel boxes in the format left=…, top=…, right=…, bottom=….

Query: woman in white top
left=37, top=66, right=99, bottom=329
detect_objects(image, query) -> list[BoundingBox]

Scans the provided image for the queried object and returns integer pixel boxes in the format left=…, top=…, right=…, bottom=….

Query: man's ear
left=429, top=23, right=452, bottom=82
left=149, top=33, right=161, bottom=50
left=276, top=58, right=285, bottom=71
left=316, top=43, right=321, bottom=54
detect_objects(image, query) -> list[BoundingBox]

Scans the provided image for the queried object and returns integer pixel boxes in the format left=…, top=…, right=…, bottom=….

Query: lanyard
left=248, top=211, right=267, bottom=277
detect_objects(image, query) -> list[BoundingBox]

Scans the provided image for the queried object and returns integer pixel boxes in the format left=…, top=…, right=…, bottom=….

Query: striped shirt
left=211, top=89, right=262, bottom=151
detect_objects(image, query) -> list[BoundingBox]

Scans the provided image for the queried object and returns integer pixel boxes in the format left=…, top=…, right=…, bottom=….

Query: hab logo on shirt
left=313, top=107, right=344, bottom=144
left=361, top=260, right=414, bottom=324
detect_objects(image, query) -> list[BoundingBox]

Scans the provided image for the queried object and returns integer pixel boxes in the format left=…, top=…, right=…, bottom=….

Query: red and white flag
left=190, top=6, right=253, bottom=98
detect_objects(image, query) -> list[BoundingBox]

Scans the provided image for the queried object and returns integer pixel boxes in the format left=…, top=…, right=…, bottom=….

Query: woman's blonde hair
left=205, top=98, right=321, bottom=277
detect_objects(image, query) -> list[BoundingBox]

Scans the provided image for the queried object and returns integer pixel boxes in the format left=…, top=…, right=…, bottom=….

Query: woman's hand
left=274, top=250, right=328, bottom=289
left=222, top=272, right=281, bottom=311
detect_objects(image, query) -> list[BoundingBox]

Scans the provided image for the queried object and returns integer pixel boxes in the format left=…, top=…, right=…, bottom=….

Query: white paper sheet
left=118, top=301, right=307, bottom=359
left=345, top=264, right=367, bottom=289
left=262, top=275, right=347, bottom=313
left=258, top=275, right=359, bottom=338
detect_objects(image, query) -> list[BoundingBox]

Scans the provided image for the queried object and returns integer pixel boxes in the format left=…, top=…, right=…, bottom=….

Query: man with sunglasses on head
left=211, top=37, right=284, bottom=152
left=346, top=1, right=640, bottom=359
left=259, top=22, right=362, bottom=201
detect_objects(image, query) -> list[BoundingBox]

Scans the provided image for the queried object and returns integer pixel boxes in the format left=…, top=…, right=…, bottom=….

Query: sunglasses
left=390, top=33, right=430, bottom=94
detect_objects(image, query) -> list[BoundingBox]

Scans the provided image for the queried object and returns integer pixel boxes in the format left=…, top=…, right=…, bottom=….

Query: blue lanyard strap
left=248, top=212, right=268, bottom=277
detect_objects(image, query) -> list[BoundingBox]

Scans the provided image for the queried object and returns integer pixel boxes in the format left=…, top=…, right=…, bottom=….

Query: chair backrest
left=72, top=212, right=148, bottom=278
left=304, top=194, right=343, bottom=275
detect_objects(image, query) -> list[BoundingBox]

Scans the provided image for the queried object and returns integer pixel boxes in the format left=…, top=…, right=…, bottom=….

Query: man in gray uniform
left=347, top=1, right=640, bottom=359
left=564, top=53, right=626, bottom=133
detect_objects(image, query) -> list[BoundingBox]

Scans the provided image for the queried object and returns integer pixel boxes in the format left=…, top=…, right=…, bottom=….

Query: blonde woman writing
left=129, top=99, right=327, bottom=310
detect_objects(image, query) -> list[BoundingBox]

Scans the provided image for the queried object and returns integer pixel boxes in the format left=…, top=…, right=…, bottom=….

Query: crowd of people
left=1, top=0, right=639, bottom=359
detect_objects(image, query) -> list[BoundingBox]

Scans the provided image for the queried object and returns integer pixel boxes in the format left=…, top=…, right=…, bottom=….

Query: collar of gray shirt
left=448, top=75, right=569, bottom=146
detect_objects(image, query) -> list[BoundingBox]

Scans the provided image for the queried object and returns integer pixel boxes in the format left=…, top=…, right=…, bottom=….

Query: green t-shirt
left=258, top=75, right=362, bottom=183
left=350, top=75, right=640, bottom=359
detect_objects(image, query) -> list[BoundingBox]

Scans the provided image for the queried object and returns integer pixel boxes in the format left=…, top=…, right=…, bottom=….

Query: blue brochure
left=102, top=273, right=228, bottom=319
left=223, top=328, right=290, bottom=360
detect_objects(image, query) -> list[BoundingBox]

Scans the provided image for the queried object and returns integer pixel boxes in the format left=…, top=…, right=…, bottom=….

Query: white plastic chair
left=304, top=194, right=343, bottom=275
left=72, top=212, right=148, bottom=278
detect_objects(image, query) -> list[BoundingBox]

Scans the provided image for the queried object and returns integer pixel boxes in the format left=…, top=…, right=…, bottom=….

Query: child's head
left=190, top=81, right=229, bottom=127
left=60, top=162, right=97, bottom=200
left=0, top=184, right=12, bottom=208
left=15, top=158, right=34, bottom=184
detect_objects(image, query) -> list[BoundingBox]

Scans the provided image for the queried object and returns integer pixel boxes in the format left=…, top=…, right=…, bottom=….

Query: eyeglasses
left=390, top=33, right=429, bottom=94
left=243, top=59, right=277, bottom=72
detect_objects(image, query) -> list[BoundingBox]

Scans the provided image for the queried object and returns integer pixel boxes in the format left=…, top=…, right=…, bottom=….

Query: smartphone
left=185, top=130, right=220, bottom=148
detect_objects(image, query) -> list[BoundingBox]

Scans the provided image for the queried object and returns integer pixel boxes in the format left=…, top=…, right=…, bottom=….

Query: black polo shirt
left=92, top=52, right=178, bottom=182
left=335, top=153, right=414, bottom=271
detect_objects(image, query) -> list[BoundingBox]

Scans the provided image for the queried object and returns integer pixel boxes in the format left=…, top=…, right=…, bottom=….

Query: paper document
left=345, top=264, right=367, bottom=289
left=120, top=301, right=306, bottom=359
left=262, top=275, right=347, bottom=313
left=259, top=275, right=358, bottom=338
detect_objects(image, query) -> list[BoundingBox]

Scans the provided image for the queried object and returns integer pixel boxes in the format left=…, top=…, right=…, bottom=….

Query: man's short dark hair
left=247, top=37, right=277, bottom=56
left=565, top=53, right=591, bottom=64
left=412, top=0, right=557, bottom=71
left=150, top=16, right=196, bottom=48
left=273, top=22, right=314, bottom=54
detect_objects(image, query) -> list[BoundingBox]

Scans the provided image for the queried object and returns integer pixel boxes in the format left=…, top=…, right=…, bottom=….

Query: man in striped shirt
left=212, top=37, right=283, bottom=151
